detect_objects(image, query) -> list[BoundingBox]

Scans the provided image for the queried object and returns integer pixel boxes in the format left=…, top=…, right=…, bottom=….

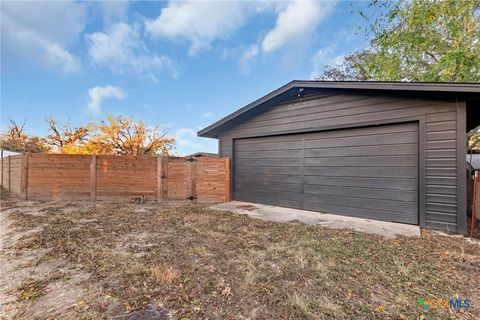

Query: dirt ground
left=1, top=195, right=479, bottom=320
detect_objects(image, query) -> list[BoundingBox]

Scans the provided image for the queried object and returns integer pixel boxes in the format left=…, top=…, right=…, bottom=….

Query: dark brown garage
left=198, top=81, right=480, bottom=234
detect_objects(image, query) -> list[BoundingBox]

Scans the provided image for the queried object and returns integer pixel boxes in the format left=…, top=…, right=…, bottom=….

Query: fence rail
left=1, top=153, right=230, bottom=203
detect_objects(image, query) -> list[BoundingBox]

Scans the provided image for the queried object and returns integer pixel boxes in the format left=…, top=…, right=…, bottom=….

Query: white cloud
left=310, top=46, right=339, bottom=79
left=219, top=1, right=337, bottom=73
left=175, top=128, right=204, bottom=148
left=97, top=1, right=129, bottom=25
left=262, top=0, right=336, bottom=53
left=86, top=22, right=177, bottom=80
left=46, top=43, right=81, bottom=73
left=239, top=44, right=260, bottom=74
left=145, top=1, right=258, bottom=55
left=1, top=1, right=86, bottom=73
left=173, top=127, right=218, bottom=156
left=87, top=85, right=126, bottom=114
left=201, top=112, right=215, bottom=118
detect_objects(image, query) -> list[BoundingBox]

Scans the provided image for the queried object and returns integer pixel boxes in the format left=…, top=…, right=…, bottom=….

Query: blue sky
left=1, top=0, right=372, bottom=155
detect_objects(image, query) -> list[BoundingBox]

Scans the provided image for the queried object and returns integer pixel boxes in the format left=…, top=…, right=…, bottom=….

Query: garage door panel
left=236, top=135, right=302, bottom=145
left=236, top=173, right=303, bottom=184
left=303, top=185, right=417, bottom=202
left=303, top=176, right=417, bottom=190
left=236, top=181, right=303, bottom=193
left=303, top=193, right=417, bottom=214
left=239, top=195, right=303, bottom=209
left=304, top=155, right=418, bottom=167
left=236, top=166, right=303, bottom=175
left=302, top=202, right=418, bottom=224
left=303, top=131, right=417, bottom=148
left=304, top=122, right=418, bottom=140
left=304, top=144, right=417, bottom=157
left=304, top=166, right=418, bottom=178
left=234, top=141, right=302, bottom=152
left=235, top=149, right=303, bottom=158
left=236, top=158, right=303, bottom=167
left=236, top=188, right=302, bottom=202
left=234, top=122, right=419, bottom=224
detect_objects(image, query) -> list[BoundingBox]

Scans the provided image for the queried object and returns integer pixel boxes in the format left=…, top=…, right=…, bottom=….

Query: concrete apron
left=211, top=201, right=420, bottom=239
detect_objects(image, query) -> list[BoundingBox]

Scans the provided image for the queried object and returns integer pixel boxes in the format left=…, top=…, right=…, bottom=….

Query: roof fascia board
left=295, top=81, right=480, bottom=93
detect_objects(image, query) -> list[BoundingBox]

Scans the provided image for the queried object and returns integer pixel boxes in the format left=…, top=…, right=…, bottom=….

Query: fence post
left=8, top=156, right=11, bottom=193
left=192, top=160, right=197, bottom=200
left=162, top=157, right=168, bottom=201
left=157, top=156, right=163, bottom=202
left=225, top=157, right=231, bottom=202
left=90, top=155, right=96, bottom=202
left=21, top=153, right=29, bottom=200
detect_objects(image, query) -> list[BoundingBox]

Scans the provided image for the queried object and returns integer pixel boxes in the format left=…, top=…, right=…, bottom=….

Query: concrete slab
left=211, top=201, right=420, bottom=239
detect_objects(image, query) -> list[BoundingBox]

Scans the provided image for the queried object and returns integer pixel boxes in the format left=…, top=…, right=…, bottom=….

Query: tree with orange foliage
left=3, top=116, right=176, bottom=156
left=45, top=119, right=90, bottom=154
left=89, top=115, right=175, bottom=156
left=0, top=120, right=48, bottom=153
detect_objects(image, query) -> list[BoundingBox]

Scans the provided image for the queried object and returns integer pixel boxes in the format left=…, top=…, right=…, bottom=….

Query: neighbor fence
left=1, top=153, right=230, bottom=203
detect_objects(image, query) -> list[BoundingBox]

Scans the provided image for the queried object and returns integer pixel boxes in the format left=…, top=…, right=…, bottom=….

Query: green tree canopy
left=319, top=0, right=480, bottom=82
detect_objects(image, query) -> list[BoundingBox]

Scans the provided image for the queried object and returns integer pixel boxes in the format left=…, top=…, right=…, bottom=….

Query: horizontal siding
left=225, top=104, right=453, bottom=138
left=220, top=137, right=232, bottom=156
left=425, top=108, right=458, bottom=229
left=233, top=98, right=432, bottom=131
left=220, top=92, right=460, bottom=231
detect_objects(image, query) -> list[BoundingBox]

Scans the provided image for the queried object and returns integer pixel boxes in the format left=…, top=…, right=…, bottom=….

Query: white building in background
left=467, top=154, right=480, bottom=170
left=0, top=149, right=21, bottom=157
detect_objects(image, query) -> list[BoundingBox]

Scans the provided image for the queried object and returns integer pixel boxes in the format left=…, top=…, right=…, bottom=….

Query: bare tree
left=0, top=120, right=48, bottom=153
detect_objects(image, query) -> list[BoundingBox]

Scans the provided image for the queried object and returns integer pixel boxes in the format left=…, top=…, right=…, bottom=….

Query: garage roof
left=198, top=81, right=480, bottom=138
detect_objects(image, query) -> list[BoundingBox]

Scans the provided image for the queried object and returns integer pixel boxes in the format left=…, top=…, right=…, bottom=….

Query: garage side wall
left=218, top=93, right=465, bottom=233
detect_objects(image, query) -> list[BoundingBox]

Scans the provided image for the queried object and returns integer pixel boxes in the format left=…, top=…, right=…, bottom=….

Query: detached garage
left=198, top=81, right=480, bottom=234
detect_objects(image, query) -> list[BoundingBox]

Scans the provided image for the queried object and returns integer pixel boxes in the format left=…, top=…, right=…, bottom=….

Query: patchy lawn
left=1, top=196, right=479, bottom=320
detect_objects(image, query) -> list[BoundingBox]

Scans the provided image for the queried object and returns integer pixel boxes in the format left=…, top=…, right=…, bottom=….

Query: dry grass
left=17, top=279, right=47, bottom=301
left=149, top=264, right=180, bottom=285
left=1, top=197, right=480, bottom=319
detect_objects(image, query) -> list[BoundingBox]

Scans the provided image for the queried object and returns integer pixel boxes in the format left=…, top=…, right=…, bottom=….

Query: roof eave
left=197, top=81, right=480, bottom=138
left=197, top=80, right=298, bottom=138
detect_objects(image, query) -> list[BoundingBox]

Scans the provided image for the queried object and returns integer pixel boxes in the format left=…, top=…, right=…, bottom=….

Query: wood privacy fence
left=1, top=153, right=231, bottom=203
